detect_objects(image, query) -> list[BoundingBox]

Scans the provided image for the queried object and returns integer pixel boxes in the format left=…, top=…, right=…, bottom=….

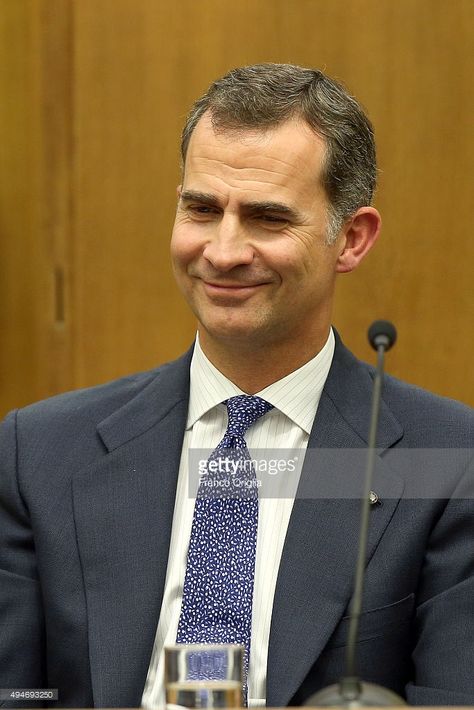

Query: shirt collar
left=187, top=329, right=335, bottom=435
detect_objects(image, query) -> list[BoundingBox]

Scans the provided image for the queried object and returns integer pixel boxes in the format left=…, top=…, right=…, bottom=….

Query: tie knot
left=225, top=395, right=273, bottom=438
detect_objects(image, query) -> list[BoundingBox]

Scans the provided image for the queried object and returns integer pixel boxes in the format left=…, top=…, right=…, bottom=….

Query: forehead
left=183, top=113, right=328, bottom=202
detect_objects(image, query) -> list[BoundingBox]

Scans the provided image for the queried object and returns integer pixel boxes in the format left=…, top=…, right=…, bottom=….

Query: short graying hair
left=181, top=63, right=377, bottom=244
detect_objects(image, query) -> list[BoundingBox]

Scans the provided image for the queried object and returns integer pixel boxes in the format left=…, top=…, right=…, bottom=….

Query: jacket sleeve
left=0, top=411, right=46, bottom=705
left=407, top=454, right=474, bottom=703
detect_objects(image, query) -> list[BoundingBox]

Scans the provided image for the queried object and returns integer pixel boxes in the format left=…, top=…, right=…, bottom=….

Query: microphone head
left=303, top=679, right=407, bottom=707
left=368, top=320, right=397, bottom=352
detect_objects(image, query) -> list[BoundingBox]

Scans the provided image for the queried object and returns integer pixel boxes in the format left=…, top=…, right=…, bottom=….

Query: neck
left=198, top=328, right=331, bottom=394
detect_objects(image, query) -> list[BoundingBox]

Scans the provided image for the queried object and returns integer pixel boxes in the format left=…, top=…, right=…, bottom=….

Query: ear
left=336, top=207, right=382, bottom=273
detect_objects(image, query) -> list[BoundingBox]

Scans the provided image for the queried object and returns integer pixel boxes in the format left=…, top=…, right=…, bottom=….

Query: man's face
left=171, top=114, right=345, bottom=355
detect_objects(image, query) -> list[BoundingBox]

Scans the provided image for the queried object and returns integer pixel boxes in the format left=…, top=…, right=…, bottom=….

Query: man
left=0, top=64, right=473, bottom=708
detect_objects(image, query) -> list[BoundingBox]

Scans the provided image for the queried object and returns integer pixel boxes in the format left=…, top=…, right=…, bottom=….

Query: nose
left=202, top=214, right=254, bottom=272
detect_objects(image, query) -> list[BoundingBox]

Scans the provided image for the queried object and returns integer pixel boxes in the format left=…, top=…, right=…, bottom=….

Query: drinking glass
left=164, top=644, right=244, bottom=708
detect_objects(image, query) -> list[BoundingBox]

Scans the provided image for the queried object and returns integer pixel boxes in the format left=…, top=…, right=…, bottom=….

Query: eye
left=260, top=214, right=286, bottom=222
left=191, top=205, right=216, bottom=214
left=255, top=213, right=289, bottom=229
left=191, top=205, right=215, bottom=213
left=185, top=204, right=220, bottom=220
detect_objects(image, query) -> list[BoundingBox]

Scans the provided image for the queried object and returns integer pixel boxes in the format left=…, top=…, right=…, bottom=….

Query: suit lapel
left=72, top=350, right=192, bottom=708
left=267, top=336, right=404, bottom=706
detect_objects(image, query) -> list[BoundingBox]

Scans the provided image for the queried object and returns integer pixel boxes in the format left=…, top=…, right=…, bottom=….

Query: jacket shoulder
left=331, top=332, right=473, bottom=447
left=363, top=363, right=473, bottom=446
left=4, top=348, right=193, bottom=442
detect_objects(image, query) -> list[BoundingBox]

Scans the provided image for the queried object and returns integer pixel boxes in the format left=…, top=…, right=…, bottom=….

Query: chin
left=199, top=316, right=269, bottom=343
left=204, top=324, right=260, bottom=341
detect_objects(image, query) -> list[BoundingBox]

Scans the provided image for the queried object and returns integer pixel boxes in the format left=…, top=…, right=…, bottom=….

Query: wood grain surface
left=1, top=0, right=473, bottom=416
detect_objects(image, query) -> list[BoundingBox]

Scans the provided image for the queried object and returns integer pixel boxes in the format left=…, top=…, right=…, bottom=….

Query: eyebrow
left=179, top=189, right=303, bottom=222
left=180, top=190, right=220, bottom=208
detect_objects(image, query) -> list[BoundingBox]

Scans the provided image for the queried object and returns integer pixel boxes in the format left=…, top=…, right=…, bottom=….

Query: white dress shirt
left=141, top=329, right=335, bottom=707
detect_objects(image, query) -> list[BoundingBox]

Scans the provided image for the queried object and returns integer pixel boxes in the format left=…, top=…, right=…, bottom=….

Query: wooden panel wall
left=0, top=0, right=74, bottom=414
left=1, top=0, right=473, bottom=417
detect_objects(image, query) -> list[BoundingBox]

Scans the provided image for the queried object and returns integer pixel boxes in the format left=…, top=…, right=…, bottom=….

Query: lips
left=205, top=281, right=263, bottom=289
left=202, top=280, right=268, bottom=299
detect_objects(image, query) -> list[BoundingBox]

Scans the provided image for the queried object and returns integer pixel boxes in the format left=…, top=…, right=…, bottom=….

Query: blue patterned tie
left=176, top=395, right=273, bottom=686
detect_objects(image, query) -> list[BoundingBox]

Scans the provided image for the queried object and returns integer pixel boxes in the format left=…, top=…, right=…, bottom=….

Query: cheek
left=170, top=232, right=184, bottom=264
left=265, top=243, right=315, bottom=280
left=170, top=224, right=199, bottom=267
left=257, top=233, right=303, bottom=270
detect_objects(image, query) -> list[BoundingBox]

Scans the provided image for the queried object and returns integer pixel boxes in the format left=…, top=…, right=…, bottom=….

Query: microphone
left=368, top=320, right=397, bottom=352
left=303, top=320, right=405, bottom=707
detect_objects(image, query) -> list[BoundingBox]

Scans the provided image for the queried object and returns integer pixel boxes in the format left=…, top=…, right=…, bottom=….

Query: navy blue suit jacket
left=1, top=334, right=473, bottom=707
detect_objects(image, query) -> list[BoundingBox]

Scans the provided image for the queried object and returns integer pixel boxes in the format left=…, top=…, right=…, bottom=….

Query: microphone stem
left=345, top=344, right=386, bottom=682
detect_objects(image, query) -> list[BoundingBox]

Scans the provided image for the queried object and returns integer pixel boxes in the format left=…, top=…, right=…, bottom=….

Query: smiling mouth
left=202, top=280, right=268, bottom=298
left=206, top=281, right=263, bottom=289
